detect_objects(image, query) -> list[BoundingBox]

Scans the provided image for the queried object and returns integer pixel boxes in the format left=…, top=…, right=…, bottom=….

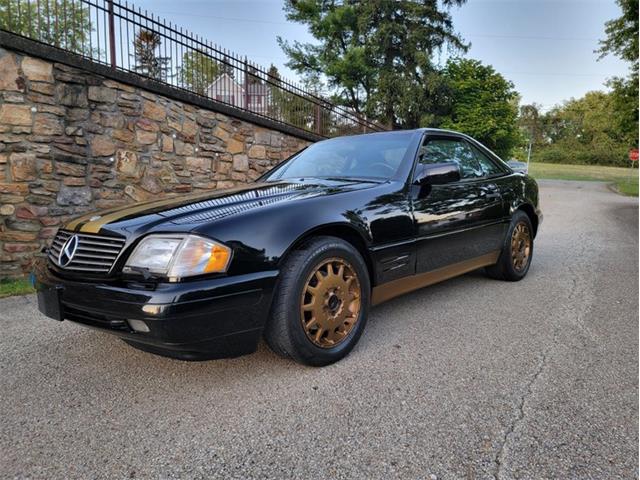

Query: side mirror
left=413, top=162, right=461, bottom=186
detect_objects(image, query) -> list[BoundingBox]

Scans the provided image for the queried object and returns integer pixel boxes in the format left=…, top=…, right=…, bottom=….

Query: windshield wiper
left=321, top=176, right=385, bottom=184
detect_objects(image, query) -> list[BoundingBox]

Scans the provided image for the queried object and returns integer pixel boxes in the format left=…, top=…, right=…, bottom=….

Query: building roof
left=207, top=73, right=268, bottom=96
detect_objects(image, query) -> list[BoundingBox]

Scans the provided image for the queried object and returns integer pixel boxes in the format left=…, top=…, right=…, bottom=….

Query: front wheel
left=264, top=236, right=370, bottom=366
left=485, top=210, right=534, bottom=281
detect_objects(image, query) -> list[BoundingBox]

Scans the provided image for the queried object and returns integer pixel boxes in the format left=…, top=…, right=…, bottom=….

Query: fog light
left=142, top=305, right=164, bottom=315
left=128, top=319, right=150, bottom=333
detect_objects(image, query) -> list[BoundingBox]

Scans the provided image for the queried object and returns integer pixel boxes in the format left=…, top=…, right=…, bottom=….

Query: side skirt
left=371, top=250, right=501, bottom=306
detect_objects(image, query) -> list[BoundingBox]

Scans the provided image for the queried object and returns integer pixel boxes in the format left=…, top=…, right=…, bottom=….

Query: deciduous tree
left=527, top=91, right=629, bottom=166
left=0, top=0, right=92, bottom=54
left=440, top=58, right=521, bottom=158
left=178, top=51, right=227, bottom=96
left=597, top=0, right=638, bottom=146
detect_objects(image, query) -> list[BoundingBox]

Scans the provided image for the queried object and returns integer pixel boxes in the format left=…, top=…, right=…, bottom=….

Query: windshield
left=264, top=132, right=414, bottom=182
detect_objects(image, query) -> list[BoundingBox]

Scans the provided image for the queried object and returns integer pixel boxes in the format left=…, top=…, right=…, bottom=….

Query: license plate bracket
left=37, top=284, right=64, bottom=321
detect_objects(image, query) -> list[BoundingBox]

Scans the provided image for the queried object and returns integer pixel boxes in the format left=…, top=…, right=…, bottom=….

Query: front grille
left=48, top=230, right=126, bottom=274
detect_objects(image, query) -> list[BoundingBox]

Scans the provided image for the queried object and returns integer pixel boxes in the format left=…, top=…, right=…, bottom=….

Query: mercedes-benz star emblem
left=58, top=235, right=79, bottom=267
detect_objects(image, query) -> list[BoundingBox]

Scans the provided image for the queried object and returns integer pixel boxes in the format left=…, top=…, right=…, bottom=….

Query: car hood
left=63, top=179, right=378, bottom=238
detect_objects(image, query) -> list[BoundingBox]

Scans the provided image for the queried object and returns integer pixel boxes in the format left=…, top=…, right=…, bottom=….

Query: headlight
left=123, top=234, right=232, bottom=280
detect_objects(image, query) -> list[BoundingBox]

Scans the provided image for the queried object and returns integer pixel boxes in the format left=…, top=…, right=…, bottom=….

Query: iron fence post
left=315, top=104, right=322, bottom=135
left=244, top=57, right=250, bottom=112
left=108, top=0, right=116, bottom=70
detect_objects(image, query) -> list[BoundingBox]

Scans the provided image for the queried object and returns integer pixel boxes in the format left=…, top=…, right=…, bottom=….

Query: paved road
left=1, top=180, right=637, bottom=480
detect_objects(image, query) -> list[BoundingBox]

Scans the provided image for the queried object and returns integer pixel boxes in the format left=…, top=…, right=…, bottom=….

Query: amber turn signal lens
left=205, top=244, right=231, bottom=273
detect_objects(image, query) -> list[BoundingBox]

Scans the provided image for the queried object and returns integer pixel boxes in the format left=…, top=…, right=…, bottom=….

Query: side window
left=418, top=138, right=484, bottom=179
left=469, top=143, right=504, bottom=177
left=418, top=139, right=454, bottom=165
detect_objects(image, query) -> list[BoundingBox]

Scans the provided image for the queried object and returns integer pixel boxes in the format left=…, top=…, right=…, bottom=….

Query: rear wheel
left=264, top=236, right=370, bottom=366
left=485, top=210, right=534, bottom=281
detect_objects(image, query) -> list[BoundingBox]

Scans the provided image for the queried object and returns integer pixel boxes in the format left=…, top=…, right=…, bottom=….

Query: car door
left=411, top=133, right=509, bottom=273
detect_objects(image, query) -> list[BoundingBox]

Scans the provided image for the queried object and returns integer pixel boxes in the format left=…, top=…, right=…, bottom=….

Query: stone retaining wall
left=0, top=46, right=310, bottom=278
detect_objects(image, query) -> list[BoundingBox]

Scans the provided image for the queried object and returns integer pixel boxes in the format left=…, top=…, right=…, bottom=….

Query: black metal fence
left=0, top=0, right=385, bottom=137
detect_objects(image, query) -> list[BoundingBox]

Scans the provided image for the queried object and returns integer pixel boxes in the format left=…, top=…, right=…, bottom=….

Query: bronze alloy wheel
left=511, top=222, right=532, bottom=272
left=300, top=257, right=362, bottom=349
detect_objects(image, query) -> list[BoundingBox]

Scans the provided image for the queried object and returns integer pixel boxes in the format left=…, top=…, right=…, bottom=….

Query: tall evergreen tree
left=133, top=30, right=170, bottom=81
left=278, top=0, right=467, bottom=128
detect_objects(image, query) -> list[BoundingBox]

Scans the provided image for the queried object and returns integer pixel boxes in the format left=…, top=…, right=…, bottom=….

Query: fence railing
left=0, top=0, right=385, bottom=137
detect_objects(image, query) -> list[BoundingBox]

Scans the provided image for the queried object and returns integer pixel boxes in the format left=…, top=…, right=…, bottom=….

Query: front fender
left=278, top=220, right=372, bottom=265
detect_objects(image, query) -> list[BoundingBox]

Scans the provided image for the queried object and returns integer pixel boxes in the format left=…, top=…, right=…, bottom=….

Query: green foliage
left=267, top=64, right=317, bottom=132
left=597, top=0, right=639, bottom=147
left=606, top=75, right=638, bottom=146
left=532, top=144, right=629, bottom=166
left=278, top=0, right=467, bottom=127
left=439, top=58, right=521, bottom=158
left=178, top=51, right=221, bottom=95
left=520, top=92, right=631, bottom=167
left=0, top=0, right=92, bottom=55
left=597, top=0, right=639, bottom=66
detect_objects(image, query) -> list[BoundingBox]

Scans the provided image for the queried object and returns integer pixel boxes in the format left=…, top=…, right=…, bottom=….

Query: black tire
left=264, top=236, right=371, bottom=367
left=485, top=210, right=534, bottom=281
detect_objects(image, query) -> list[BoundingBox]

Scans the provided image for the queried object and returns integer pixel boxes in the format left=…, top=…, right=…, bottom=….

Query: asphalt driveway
left=1, top=180, right=638, bottom=479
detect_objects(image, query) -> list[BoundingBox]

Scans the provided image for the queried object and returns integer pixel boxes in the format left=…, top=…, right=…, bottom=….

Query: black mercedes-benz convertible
left=35, top=128, right=542, bottom=366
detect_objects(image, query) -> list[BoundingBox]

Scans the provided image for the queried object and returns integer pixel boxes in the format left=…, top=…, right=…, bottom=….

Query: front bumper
left=34, top=259, right=278, bottom=360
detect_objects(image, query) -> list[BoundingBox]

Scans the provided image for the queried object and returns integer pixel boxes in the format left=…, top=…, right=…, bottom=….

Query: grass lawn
left=0, top=277, right=35, bottom=298
left=529, top=162, right=639, bottom=197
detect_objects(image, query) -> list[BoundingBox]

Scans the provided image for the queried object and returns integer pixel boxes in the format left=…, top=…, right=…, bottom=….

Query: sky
left=131, top=0, right=630, bottom=111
